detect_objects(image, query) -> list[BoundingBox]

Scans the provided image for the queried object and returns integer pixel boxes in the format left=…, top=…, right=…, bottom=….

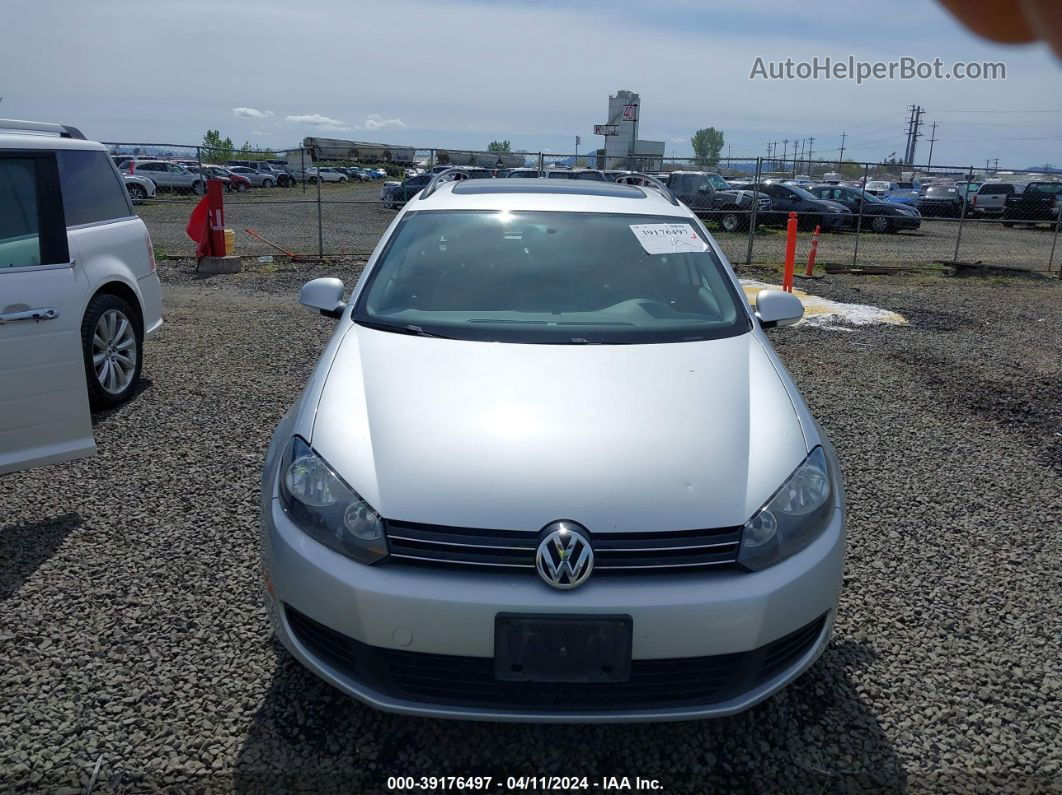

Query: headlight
left=738, top=447, right=833, bottom=571
left=278, top=436, right=388, bottom=564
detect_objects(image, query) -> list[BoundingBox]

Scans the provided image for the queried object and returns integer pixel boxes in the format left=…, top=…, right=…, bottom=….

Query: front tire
left=263, top=178, right=274, bottom=188
left=81, top=293, right=143, bottom=410
left=127, top=184, right=147, bottom=204
left=719, top=210, right=746, bottom=233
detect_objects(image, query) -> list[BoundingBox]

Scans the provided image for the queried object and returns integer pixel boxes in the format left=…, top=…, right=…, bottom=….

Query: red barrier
left=206, top=179, right=226, bottom=257
left=783, top=211, right=798, bottom=292
left=805, top=224, right=822, bottom=276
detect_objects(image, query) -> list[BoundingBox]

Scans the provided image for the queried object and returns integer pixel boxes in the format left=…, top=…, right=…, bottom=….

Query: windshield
left=1028, top=183, right=1062, bottom=194
left=707, top=174, right=729, bottom=190
left=355, top=210, right=748, bottom=345
left=788, top=185, right=818, bottom=200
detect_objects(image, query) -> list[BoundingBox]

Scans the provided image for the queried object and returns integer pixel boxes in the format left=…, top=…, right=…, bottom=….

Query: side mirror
left=754, top=289, right=804, bottom=329
left=299, top=277, right=347, bottom=319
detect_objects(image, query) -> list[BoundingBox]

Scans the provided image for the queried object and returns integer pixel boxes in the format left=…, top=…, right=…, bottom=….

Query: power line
left=930, top=108, right=1062, bottom=113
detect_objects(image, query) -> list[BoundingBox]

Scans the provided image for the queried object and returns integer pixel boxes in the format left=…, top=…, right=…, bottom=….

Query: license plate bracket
left=494, top=614, right=632, bottom=683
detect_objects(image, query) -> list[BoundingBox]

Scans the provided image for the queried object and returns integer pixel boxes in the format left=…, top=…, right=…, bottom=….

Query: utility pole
left=781, top=139, right=789, bottom=170
left=838, top=132, right=846, bottom=168
left=926, top=122, right=938, bottom=168
left=727, top=143, right=732, bottom=168
left=806, top=136, right=814, bottom=173
left=993, top=157, right=999, bottom=172
left=909, top=106, right=925, bottom=165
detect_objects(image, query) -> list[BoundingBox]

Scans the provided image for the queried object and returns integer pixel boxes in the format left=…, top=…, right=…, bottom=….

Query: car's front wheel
left=127, top=184, right=147, bottom=203
left=719, top=210, right=746, bottom=233
left=81, top=293, right=143, bottom=410
left=871, top=215, right=890, bottom=233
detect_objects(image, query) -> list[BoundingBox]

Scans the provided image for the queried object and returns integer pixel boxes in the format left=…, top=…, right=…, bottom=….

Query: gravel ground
left=136, top=183, right=1062, bottom=274
left=1, top=261, right=1060, bottom=793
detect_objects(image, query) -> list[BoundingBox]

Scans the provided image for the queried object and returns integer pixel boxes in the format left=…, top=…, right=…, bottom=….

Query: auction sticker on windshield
left=629, top=223, right=708, bottom=254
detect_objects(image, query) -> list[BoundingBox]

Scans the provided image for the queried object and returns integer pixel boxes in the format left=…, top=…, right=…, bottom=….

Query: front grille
left=285, top=606, right=827, bottom=711
left=383, top=519, right=743, bottom=574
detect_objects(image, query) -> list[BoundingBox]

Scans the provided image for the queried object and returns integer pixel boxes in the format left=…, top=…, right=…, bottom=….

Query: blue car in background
left=884, top=189, right=920, bottom=207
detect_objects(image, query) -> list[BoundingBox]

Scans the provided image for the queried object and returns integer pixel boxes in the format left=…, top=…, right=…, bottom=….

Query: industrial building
left=592, top=90, right=665, bottom=171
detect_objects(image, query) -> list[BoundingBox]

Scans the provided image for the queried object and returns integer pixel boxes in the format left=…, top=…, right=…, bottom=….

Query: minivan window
left=57, top=150, right=130, bottom=226
left=0, top=158, right=42, bottom=268
left=357, top=210, right=748, bottom=345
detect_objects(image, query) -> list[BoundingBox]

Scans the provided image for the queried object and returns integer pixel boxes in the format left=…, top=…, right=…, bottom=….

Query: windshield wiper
left=357, top=320, right=452, bottom=338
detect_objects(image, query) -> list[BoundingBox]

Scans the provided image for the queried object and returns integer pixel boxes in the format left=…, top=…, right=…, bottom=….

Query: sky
left=2, top=0, right=1060, bottom=169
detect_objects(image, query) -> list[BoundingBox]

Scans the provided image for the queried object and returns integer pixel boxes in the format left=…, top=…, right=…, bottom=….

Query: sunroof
left=451, top=179, right=646, bottom=198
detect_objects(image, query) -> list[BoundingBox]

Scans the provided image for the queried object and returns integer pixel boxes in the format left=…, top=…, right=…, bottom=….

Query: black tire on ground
left=127, top=184, right=147, bottom=203
left=719, top=210, right=746, bottom=233
left=81, top=292, right=143, bottom=411
left=308, top=177, right=317, bottom=185
left=871, top=215, right=890, bottom=233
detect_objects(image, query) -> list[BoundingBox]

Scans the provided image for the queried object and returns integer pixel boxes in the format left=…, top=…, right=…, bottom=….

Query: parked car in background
left=864, top=180, right=898, bottom=197
left=226, top=165, right=279, bottom=187
left=126, top=160, right=204, bottom=194
left=808, top=185, right=920, bottom=232
left=226, top=160, right=296, bottom=187
left=953, top=181, right=982, bottom=202
left=916, top=185, right=966, bottom=218
left=380, top=172, right=432, bottom=208
left=756, top=181, right=851, bottom=230
left=190, top=164, right=251, bottom=192
left=665, top=171, right=771, bottom=232
left=1, top=118, right=163, bottom=474
left=883, top=188, right=921, bottom=207
left=122, top=172, right=156, bottom=204
left=1003, top=181, right=1062, bottom=225
left=546, top=168, right=606, bottom=181
left=304, top=167, right=347, bottom=184
left=971, top=182, right=1021, bottom=217
left=502, top=168, right=544, bottom=178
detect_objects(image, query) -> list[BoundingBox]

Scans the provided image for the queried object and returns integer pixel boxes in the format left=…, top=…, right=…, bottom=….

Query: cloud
left=232, top=107, right=273, bottom=118
left=251, top=130, right=271, bottom=136
left=285, top=113, right=350, bottom=131
left=364, top=113, right=406, bottom=131
left=670, top=136, right=687, bottom=143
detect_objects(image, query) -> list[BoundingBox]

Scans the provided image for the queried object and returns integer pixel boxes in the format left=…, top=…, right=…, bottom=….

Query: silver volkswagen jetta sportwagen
left=260, top=174, right=845, bottom=722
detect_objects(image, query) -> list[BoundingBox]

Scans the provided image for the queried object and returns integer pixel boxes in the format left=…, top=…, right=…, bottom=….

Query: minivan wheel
left=81, top=293, right=143, bottom=410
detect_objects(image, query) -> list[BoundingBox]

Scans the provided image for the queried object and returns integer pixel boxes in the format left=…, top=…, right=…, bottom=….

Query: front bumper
left=261, top=495, right=845, bottom=722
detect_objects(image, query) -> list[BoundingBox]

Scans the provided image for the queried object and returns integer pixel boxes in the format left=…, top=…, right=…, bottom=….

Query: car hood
left=310, top=326, right=809, bottom=533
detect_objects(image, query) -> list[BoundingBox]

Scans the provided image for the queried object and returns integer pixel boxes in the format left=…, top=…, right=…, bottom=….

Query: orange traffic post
left=783, top=211, right=798, bottom=292
left=805, top=224, right=821, bottom=276
left=206, top=179, right=226, bottom=257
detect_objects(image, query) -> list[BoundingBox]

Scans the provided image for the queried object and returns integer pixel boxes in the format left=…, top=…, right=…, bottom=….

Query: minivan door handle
left=0, top=307, right=60, bottom=324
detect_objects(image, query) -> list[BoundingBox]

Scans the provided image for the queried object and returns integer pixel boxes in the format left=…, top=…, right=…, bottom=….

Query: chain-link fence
left=105, top=141, right=1062, bottom=275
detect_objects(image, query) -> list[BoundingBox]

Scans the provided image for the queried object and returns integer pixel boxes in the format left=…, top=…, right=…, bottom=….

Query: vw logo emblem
left=536, top=521, right=594, bottom=590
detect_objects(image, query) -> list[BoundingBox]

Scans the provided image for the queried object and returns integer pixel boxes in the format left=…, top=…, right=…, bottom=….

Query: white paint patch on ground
left=740, top=280, right=907, bottom=329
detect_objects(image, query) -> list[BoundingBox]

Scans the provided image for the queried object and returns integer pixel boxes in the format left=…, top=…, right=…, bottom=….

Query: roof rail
left=0, top=118, right=86, bottom=139
left=613, top=173, right=680, bottom=206
left=421, top=167, right=471, bottom=200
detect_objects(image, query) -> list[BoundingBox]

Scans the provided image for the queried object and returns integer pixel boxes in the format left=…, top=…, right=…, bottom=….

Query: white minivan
left=0, top=119, right=163, bottom=475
